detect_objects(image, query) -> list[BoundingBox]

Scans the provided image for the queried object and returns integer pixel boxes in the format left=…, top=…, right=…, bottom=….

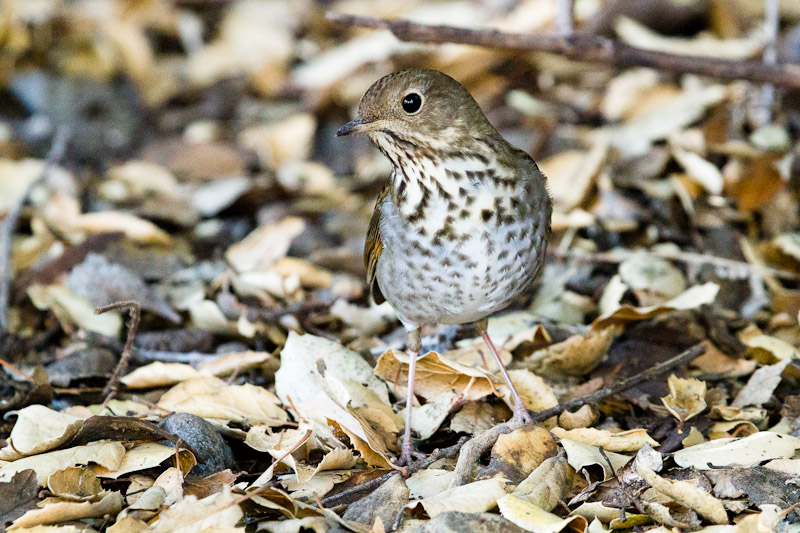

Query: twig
left=95, top=300, right=141, bottom=405
left=551, top=247, right=800, bottom=281
left=529, top=343, right=705, bottom=423
left=449, top=419, right=521, bottom=487
left=0, top=127, right=70, bottom=330
left=326, top=13, right=800, bottom=89
left=599, top=446, right=627, bottom=523
left=0, top=358, right=34, bottom=381
left=448, top=343, right=706, bottom=487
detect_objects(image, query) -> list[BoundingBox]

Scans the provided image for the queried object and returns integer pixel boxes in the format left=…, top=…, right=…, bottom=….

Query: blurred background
left=2, top=1, right=800, bottom=529
left=1, top=0, right=800, bottom=374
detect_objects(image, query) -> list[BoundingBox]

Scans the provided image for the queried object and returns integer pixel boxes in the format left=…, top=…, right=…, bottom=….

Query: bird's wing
left=364, top=184, right=389, bottom=304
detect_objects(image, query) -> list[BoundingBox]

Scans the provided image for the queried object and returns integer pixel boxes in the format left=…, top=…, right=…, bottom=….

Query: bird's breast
left=375, top=160, right=548, bottom=329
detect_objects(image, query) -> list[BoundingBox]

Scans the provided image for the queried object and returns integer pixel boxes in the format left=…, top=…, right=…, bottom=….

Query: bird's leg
left=397, top=328, right=425, bottom=467
left=475, top=319, right=532, bottom=424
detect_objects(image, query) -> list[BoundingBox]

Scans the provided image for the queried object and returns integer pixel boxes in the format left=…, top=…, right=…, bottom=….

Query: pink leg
left=478, top=324, right=532, bottom=424
left=396, top=328, right=425, bottom=466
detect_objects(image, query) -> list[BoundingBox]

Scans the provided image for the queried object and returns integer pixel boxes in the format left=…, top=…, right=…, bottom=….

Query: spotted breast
left=370, top=134, right=550, bottom=330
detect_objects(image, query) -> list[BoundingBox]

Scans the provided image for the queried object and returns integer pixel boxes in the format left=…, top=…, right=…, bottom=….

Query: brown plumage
left=339, top=68, right=552, bottom=466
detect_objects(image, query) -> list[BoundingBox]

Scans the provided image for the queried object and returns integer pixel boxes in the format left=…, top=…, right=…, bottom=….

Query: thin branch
left=95, top=300, right=141, bottom=404
left=0, top=127, right=70, bottom=330
left=326, top=13, right=800, bottom=89
left=530, top=343, right=705, bottom=423
left=448, top=343, right=705, bottom=487
left=551, top=247, right=800, bottom=281
left=449, top=419, right=520, bottom=487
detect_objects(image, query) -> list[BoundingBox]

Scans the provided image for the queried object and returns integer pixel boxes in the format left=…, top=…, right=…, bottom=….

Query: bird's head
left=337, top=69, right=495, bottom=155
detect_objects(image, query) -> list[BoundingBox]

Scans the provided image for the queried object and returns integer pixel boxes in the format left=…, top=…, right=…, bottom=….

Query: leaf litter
left=0, top=0, right=800, bottom=531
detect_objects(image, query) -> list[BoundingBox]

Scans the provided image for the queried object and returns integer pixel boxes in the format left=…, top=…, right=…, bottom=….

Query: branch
left=326, top=13, right=800, bottom=89
left=0, top=127, right=70, bottom=330
left=448, top=343, right=705, bottom=487
left=529, top=343, right=705, bottom=423
left=95, top=300, right=141, bottom=404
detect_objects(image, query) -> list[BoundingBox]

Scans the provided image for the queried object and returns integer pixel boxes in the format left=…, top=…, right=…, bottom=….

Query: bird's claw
left=509, top=402, right=533, bottom=425
left=394, top=446, right=426, bottom=471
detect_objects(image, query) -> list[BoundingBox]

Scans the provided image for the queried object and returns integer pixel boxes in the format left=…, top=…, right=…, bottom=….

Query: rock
left=159, top=413, right=234, bottom=476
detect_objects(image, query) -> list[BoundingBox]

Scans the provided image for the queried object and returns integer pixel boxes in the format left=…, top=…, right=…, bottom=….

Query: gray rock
left=159, top=412, right=234, bottom=476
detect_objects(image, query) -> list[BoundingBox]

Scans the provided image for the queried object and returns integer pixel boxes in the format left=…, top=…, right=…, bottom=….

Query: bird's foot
left=509, top=401, right=533, bottom=425
left=394, top=442, right=426, bottom=469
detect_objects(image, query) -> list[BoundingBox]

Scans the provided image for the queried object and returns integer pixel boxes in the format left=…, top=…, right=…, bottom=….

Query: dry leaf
left=560, top=439, right=631, bottom=480
left=374, top=349, right=502, bottom=402
left=276, top=332, right=397, bottom=467
left=551, top=428, right=659, bottom=452
left=0, top=442, right=126, bottom=485
left=673, top=432, right=800, bottom=470
left=661, top=375, right=708, bottom=423
left=593, top=282, right=719, bottom=329
left=636, top=451, right=729, bottom=525
left=0, top=405, right=84, bottom=461
left=523, top=327, right=616, bottom=377
left=409, top=477, right=508, bottom=518
left=9, top=491, right=124, bottom=530
left=158, top=376, right=288, bottom=426
left=498, top=495, right=587, bottom=533
left=479, top=424, right=558, bottom=484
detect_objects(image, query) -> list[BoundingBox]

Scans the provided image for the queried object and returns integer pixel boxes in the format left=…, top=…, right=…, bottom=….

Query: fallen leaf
left=0, top=405, right=84, bottom=461
left=661, top=375, right=708, bottom=423
left=593, top=282, right=719, bottom=329
left=478, top=424, right=558, bottom=484
left=551, top=428, right=659, bottom=452
left=0, top=442, right=125, bottom=485
left=158, top=376, right=288, bottom=426
left=8, top=491, right=123, bottom=530
left=673, top=432, right=800, bottom=470
left=498, top=494, right=587, bottom=533
left=636, top=452, right=729, bottom=525
left=409, top=477, right=508, bottom=518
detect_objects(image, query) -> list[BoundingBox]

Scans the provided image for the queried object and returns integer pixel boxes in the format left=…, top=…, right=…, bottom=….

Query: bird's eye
left=402, top=93, right=422, bottom=114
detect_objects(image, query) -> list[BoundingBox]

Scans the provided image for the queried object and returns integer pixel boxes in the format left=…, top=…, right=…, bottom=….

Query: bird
left=337, top=68, right=552, bottom=466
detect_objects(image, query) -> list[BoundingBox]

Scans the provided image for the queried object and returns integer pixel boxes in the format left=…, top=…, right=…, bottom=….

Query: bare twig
left=527, top=343, right=705, bottom=423
left=0, top=127, right=70, bottom=330
left=326, top=13, right=800, bottom=89
left=449, top=419, right=521, bottom=487
left=95, top=300, right=141, bottom=404
left=448, top=343, right=705, bottom=487
left=551, top=247, right=800, bottom=281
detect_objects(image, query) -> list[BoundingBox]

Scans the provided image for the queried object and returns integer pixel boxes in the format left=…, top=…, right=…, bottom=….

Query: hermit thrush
left=338, top=69, right=552, bottom=466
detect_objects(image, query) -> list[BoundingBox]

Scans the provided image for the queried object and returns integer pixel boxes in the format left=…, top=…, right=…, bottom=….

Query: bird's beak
left=336, top=117, right=380, bottom=137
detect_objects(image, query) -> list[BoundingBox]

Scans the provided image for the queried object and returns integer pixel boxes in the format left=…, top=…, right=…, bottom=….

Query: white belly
left=375, top=200, right=546, bottom=330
